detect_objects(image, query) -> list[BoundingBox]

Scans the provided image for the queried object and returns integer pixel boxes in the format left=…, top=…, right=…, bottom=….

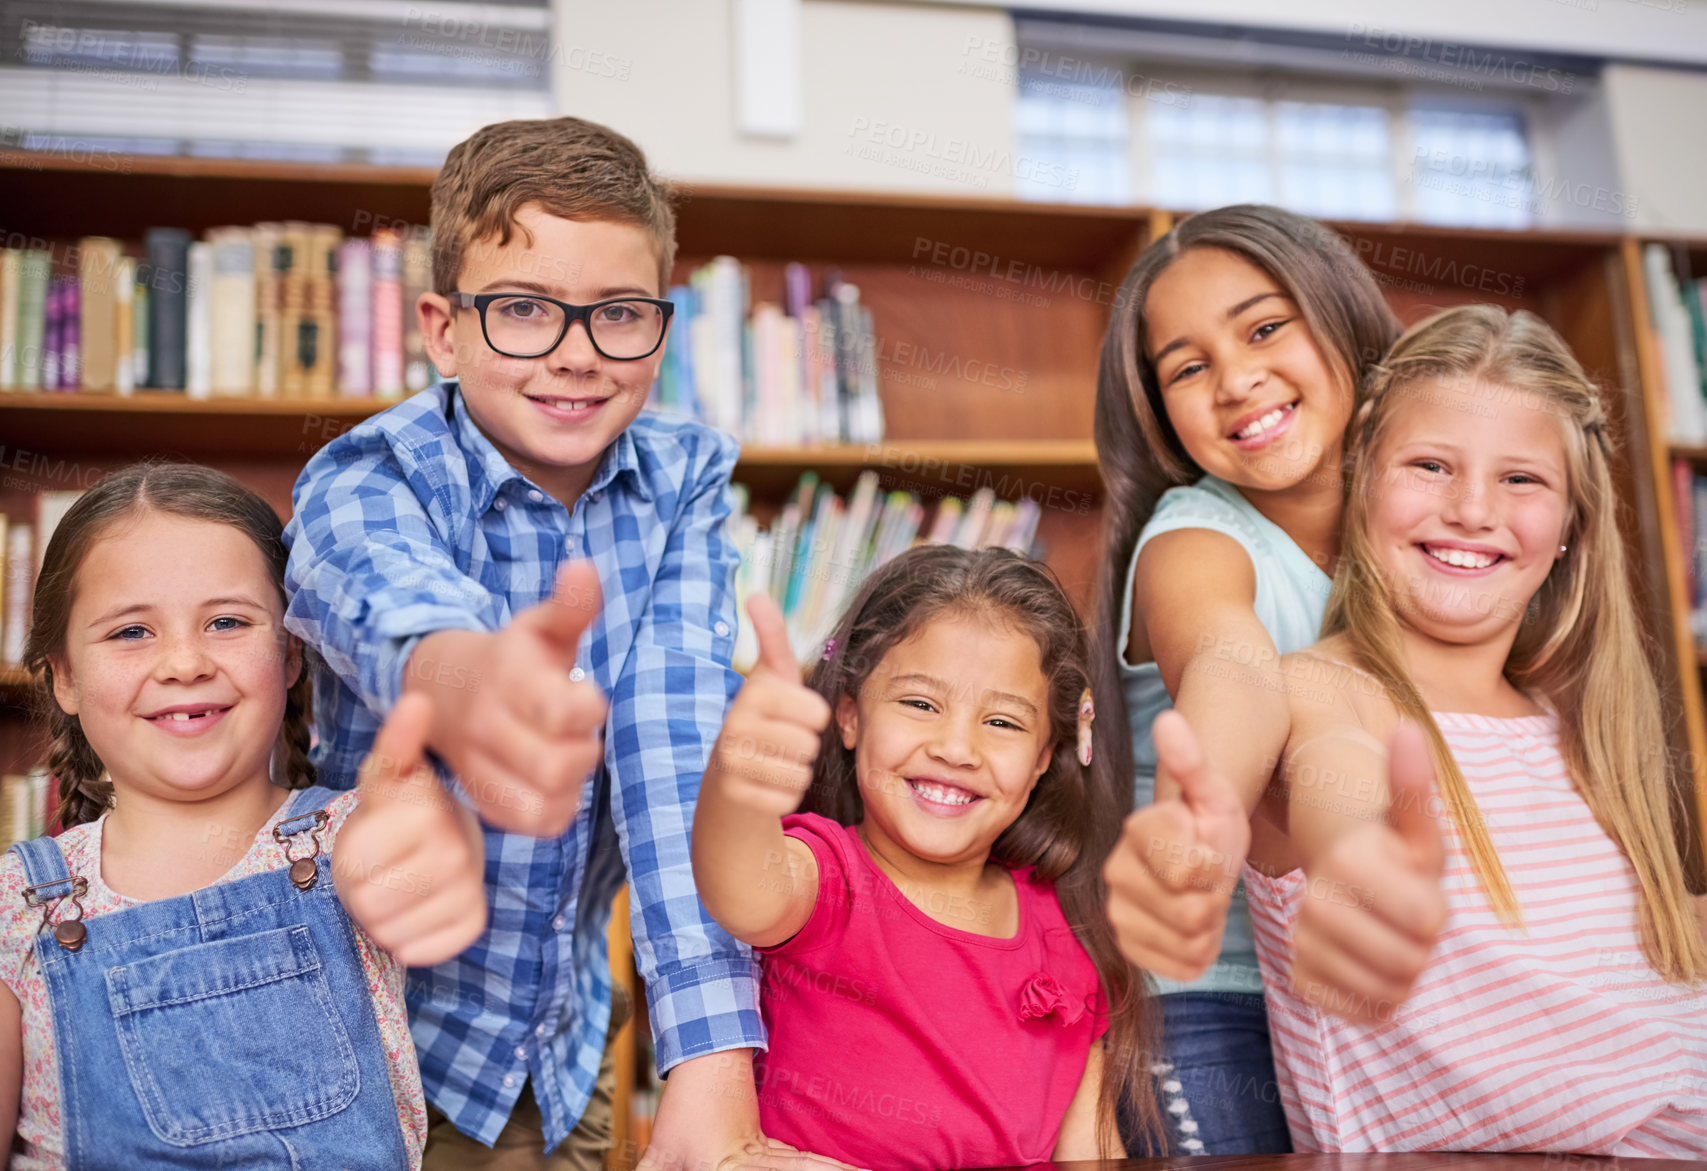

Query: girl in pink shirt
left=692, top=545, right=1153, bottom=1170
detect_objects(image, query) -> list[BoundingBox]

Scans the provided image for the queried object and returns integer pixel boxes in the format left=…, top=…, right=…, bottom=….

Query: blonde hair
left=1325, top=304, right=1706, bottom=983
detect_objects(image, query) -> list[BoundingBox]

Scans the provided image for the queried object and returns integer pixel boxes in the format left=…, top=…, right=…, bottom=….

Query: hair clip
left=1077, top=688, right=1095, bottom=767
left=821, top=638, right=837, bottom=661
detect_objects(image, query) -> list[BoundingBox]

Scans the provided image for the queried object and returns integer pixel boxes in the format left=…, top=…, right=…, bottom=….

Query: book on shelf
left=727, top=470, right=1043, bottom=670
left=401, top=234, right=434, bottom=394
left=1, top=521, right=33, bottom=666
left=1673, top=458, right=1707, bottom=647
left=0, top=490, right=86, bottom=667
left=144, top=227, right=192, bottom=394
left=370, top=229, right=405, bottom=397
left=0, top=771, right=57, bottom=847
left=650, top=257, right=885, bottom=447
left=1644, top=244, right=1707, bottom=444
left=0, top=225, right=435, bottom=399
left=186, top=240, right=214, bottom=398
left=338, top=237, right=374, bottom=397
left=209, top=228, right=256, bottom=396
left=78, top=236, right=121, bottom=392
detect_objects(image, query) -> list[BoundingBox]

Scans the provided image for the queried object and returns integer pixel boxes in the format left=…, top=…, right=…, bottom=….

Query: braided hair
left=22, top=462, right=314, bottom=831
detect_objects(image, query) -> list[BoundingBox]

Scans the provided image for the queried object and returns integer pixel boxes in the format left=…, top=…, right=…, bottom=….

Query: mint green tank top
left=1116, top=475, right=1333, bottom=995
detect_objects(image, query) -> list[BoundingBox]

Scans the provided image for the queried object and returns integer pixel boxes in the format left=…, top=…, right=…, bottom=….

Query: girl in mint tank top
left=1086, top=205, right=1399, bottom=1156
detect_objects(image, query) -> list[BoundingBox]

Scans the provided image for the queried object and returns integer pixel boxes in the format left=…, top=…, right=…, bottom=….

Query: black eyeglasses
left=450, top=292, right=675, bottom=361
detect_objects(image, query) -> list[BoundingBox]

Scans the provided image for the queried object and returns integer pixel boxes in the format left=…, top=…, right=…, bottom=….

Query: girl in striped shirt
left=1113, top=304, right=1707, bottom=1154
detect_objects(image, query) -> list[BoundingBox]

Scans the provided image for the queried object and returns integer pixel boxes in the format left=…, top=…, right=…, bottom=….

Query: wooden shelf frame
left=1623, top=238, right=1707, bottom=879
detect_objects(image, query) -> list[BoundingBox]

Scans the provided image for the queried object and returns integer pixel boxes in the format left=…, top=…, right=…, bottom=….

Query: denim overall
left=8, top=786, right=409, bottom=1169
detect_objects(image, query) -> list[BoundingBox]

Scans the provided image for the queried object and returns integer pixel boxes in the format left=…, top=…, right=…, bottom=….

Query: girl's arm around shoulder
left=1052, top=1044, right=1123, bottom=1160
left=690, top=595, right=829, bottom=949
left=1252, top=643, right=1396, bottom=875
left=1262, top=643, right=1449, bottom=1024
left=1135, top=529, right=1291, bottom=811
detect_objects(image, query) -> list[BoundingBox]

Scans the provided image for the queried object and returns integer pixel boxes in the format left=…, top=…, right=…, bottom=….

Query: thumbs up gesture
left=335, top=693, right=488, bottom=967
left=409, top=561, right=609, bottom=837
left=706, top=594, right=832, bottom=815
left=1103, top=711, right=1252, bottom=981
left=1290, top=721, right=1449, bottom=1025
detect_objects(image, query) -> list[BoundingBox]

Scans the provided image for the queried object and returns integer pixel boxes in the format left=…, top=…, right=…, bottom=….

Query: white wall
left=553, top=0, right=1018, bottom=194
left=915, top=0, right=1707, bottom=68
left=1604, top=64, right=1707, bottom=234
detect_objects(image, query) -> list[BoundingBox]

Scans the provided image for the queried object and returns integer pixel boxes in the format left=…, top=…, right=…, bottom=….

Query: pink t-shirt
left=755, top=813, right=1106, bottom=1171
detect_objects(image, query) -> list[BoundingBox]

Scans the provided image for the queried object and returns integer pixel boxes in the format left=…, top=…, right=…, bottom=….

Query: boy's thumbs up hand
left=421, top=560, right=609, bottom=837
left=705, top=595, right=831, bottom=816
left=1104, top=711, right=1252, bottom=981
left=1290, top=721, right=1449, bottom=1025
left=513, top=559, right=603, bottom=656
left=334, top=693, right=488, bottom=968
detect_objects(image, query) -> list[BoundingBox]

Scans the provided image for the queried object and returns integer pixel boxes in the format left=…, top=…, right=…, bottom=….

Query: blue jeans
left=1121, top=991, right=1292, bottom=1156
left=11, top=786, right=409, bottom=1169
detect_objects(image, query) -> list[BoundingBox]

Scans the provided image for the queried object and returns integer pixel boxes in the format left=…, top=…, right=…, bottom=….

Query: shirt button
left=563, top=537, right=576, bottom=553
left=535, top=1022, right=549, bottom=1037
left=514, top=1045, right=528, bottom=1060
left=502, top=1074, right=517, bottom=1088
left=552, top=914, right=567, bottom=931
left=494, top=497, right=507, bottom=511
left=569, top=667, right=585, bottom=683
left=528, top=489, right=544, bottom=503
left=714, top=621, right=730, bottom=638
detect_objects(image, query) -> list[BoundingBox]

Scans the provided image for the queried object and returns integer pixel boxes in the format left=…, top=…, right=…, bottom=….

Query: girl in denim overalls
left=0, top=463, right=487, bottom=1169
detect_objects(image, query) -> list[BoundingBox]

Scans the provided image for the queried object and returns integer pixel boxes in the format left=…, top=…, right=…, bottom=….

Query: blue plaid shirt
left=282, top=383, right=763, bottom=1150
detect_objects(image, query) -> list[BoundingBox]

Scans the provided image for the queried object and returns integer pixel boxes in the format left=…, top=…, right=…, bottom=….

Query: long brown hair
left=1326, top=304, right=1707, bottom=982
left=1089, top=204, right=1400, bottom=800
left=22, top=462, right=314, bottom=830
left=803, top=544, right=1156, bottom=1148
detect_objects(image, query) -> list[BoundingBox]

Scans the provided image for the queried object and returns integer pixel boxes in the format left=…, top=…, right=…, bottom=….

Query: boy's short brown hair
left=430, top=116, right=676, bottom=296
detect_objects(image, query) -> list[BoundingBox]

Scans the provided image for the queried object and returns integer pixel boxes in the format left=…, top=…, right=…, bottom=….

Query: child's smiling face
left=835, top=613, right=1054, bottom=869
left=1365, top=374, right=1571, bottom=643
left=1145, top=247, right=1353, bottom=494
left=49, top=512, right=300, bottom=807
left=422, top=203, right=666, bottom=507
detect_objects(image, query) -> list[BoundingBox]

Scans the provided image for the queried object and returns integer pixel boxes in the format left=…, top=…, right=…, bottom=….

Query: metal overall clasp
left=23, top=875, right=90, bottom=952
left=273, top=809, right=330, bottom=892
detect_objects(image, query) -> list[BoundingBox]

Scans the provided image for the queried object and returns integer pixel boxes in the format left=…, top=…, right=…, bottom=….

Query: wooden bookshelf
left=1628, top=238, right=1707, bottom=878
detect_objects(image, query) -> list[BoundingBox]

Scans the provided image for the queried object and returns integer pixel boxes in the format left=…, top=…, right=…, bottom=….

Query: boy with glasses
left=283, top=117, right=825, bottom=1171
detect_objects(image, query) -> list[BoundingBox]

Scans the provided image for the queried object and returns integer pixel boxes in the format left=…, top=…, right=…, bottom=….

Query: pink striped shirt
left=1246, top=711, right=1707, bottom=1155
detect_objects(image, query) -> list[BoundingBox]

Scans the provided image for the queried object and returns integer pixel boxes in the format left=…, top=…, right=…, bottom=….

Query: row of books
left=650, top=258, right=885, bottom=446
left=1645, top=244, right=1707, bottom=444
left=0, top=771, right=57, bottom=847
left=727, top=470, right=1043, bottom=670
left=0, top=227, right=435, bottom=398
left=1672, top=461, right=1707, bottom=645
left=0, top=492, right=84, bottom=667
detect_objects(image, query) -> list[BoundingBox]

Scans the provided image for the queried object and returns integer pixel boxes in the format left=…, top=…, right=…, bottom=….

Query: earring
left=1559, top=544, right=1568, bottom=554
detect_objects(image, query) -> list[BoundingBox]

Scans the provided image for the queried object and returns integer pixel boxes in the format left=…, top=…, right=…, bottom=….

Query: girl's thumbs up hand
left=1290, top=721, right=1448, bottom=1025
left=335, top=692, right=488, bottom=968
left=1104, top=712, right=1252, bottom=981
left=706, top=595, right=832, bottom=816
